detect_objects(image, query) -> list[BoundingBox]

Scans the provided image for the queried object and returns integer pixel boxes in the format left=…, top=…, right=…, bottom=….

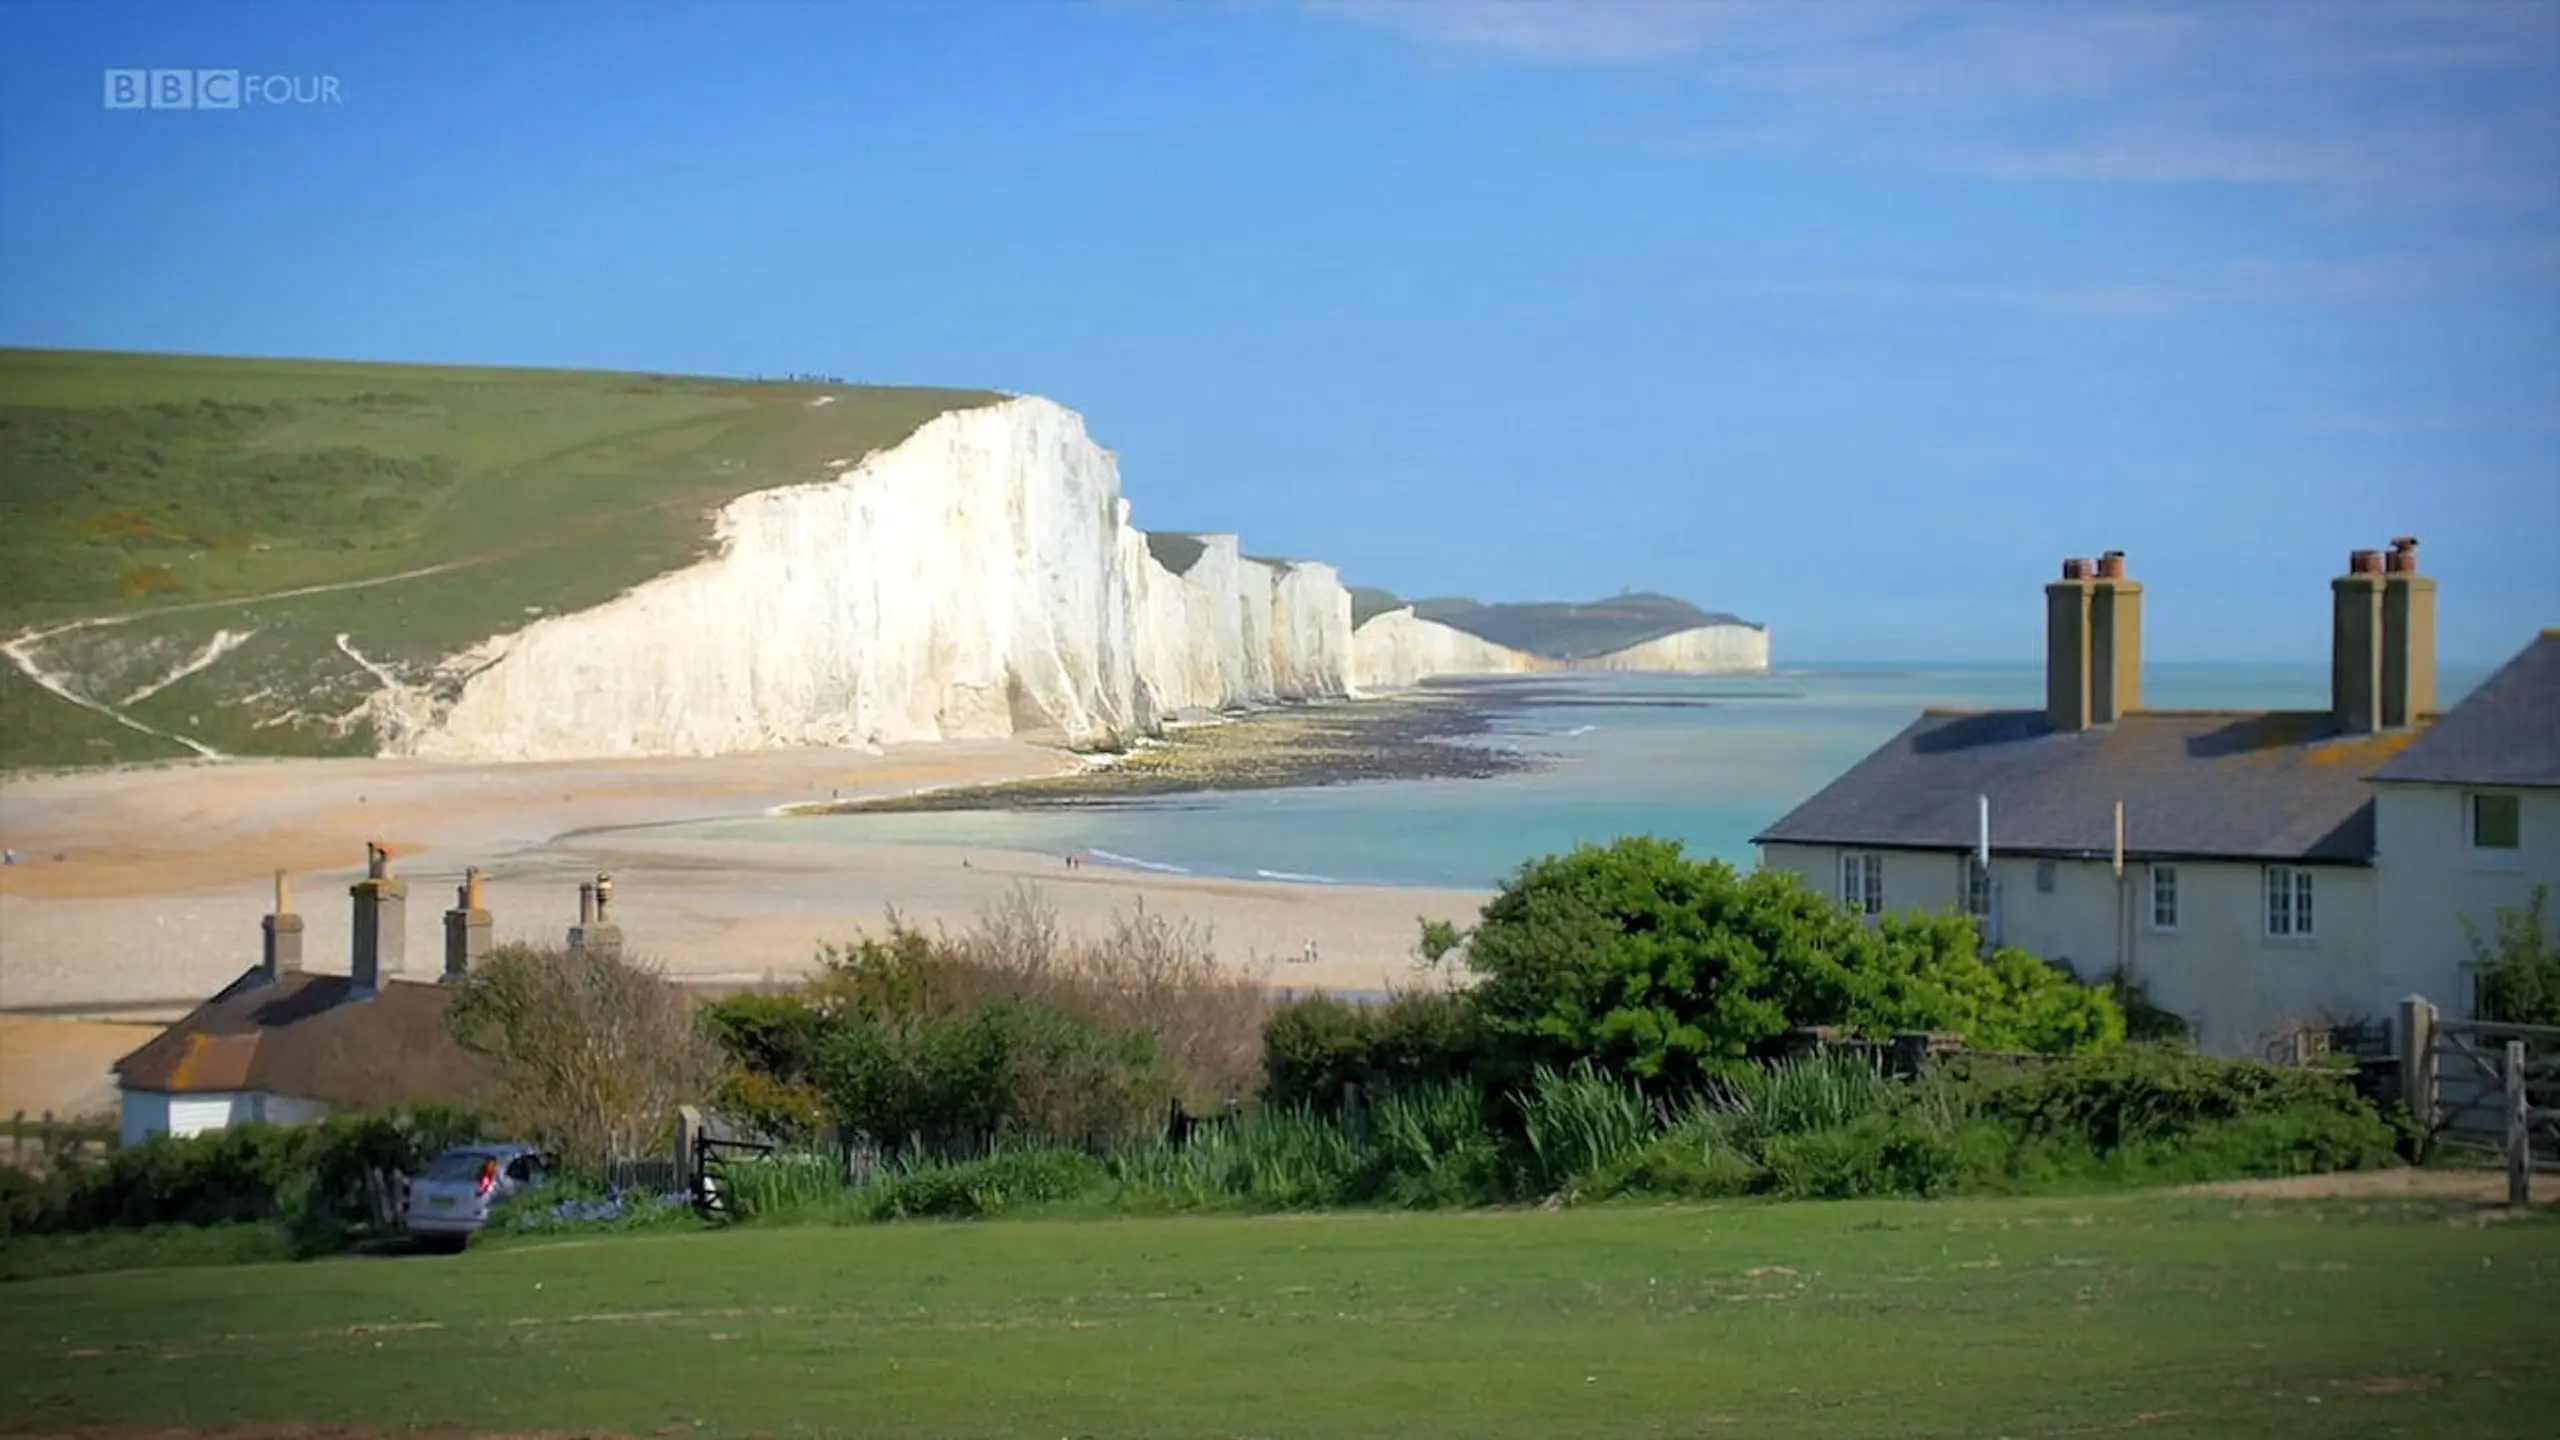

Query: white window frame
left=2147, top=863, right=2179, bottom=933
left=1841, top=852, right=1883, bottom=917
left=1960, top=855, right=1993, bottom=920
left=2264, top=865, right=2316, bottom=940
left=2468, top=791, right=2522, bottom=856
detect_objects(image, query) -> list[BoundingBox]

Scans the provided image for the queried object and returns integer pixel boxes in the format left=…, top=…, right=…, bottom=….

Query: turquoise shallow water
left=677, top=662, right=2487, bottom=891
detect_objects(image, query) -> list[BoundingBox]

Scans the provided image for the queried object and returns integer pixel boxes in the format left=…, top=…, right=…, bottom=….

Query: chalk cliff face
left=1578, top=624, right=1770, bottom=674
left=396, top=398, right=1353, bottom=760
left=1350, top=608, right=1549, bottom=690
left=1268, top=561, right=1354, bottom=700
left=1347, top=612, right=1770, bottom=689
left=1124, top=535, right=1350, bottom=718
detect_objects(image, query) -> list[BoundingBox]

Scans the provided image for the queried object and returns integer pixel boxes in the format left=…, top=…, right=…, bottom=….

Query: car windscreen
left=420, top=1150, right=501, bottom=1182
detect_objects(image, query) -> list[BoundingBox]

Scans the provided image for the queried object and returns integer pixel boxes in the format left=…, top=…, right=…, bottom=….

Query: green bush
left=856, top=1148, right=1108, bottom=1220
left=1453, top=838, right=2124, bottom=1092
left=2114, top=1106, right=2400, bottom=1184
left=700, top=993, right=833, bottom=1143
left=8, top=1108, right=483, bottom=1244
left=705, top=905, right=1252, bottom=1157
left=1261, top=989, right=1486, bottom=1113
left=1585, top=1109, right=1764, bottom=1201
left=811, top=999, right=1169, bottom=1155
left=1945, top=1045, right=2382, bottom=1151
left=1261, top=996, right=1376, bottom=1112
left=1760, top=1116, right=1967, bottom=1200
left=2468, top=886, right=2560, bottom=1027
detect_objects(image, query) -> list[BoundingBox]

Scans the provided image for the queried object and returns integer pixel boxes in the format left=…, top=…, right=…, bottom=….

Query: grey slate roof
left=1753, top=709, right=2425, bottom=864
left=2370, top=631, right=2560, bottom=788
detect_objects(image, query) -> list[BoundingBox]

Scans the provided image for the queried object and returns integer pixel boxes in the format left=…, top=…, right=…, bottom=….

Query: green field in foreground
left=3, top=1193, right=2554, bottom=1438
left=0, top=349, right=1001, bottom=767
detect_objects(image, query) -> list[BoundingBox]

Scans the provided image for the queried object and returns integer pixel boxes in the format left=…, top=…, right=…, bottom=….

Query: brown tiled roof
left=114, top=969, right=492, bottom=1110
left=1753, top=709, right=2421, bottom=864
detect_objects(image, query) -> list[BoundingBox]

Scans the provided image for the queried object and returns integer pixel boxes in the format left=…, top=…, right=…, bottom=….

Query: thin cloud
left=1310, top=0, right=2560, bottom=207
left=1736, top=245, right=2560, bottom=320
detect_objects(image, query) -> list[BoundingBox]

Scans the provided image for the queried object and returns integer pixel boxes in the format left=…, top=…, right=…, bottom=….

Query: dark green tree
left=1449, top=837, right=2122, bottom=1089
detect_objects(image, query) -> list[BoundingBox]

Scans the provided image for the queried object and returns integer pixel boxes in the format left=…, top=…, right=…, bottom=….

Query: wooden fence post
left=2398, top=997, right=2437, bottom=1136
left=2507, top=1040, right=2532, bottom=1210
left=676, top=1106, right=704, bottom=1202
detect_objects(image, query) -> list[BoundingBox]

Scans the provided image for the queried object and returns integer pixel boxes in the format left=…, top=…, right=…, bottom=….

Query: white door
left=168, top=1096, right=235, bottom=1137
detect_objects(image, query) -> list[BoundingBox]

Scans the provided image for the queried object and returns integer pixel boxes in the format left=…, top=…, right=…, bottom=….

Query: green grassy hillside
left=0, top=349, right=1000, bottom=768
left=1361, top=589, right=1762, bottom=660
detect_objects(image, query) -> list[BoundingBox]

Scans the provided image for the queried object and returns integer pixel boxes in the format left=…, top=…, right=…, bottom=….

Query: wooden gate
left=2399, top=999, right=2560, bottom=1204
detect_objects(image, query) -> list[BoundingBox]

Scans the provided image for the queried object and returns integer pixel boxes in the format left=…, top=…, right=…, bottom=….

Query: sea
left=677, top=662, right=2488, bottom=892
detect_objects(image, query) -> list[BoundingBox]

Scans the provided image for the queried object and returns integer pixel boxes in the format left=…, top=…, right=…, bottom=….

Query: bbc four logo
left=103, top=70, right=343, bottom=110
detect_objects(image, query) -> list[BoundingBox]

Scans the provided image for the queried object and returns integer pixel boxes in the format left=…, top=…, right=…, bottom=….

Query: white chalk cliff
left=392, top=398, right=1353, bottom=761
left=374, top=394, right=1766, bottom=762
left=1350, top=608, right=1549, bottom=690
left=1578, top=624, right=1770, bottom=673
left=1348, top=612, right=1769, bottom=689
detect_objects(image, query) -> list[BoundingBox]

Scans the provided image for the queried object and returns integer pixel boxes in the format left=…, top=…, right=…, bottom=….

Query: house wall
left=118, top=1089, right=333, bottom=1145
left=1757, top=842, right=2385, bottom=1055
left=118, top=1090, right=168, bottom=1147
left=2374, top=783, right=2560, bottom=1018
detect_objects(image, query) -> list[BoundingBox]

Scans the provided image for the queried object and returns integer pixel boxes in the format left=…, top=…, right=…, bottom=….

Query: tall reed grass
left=1515, top=1063, right=1652, bottom=1195
left=708, top=1040, right=2397, bottom=1227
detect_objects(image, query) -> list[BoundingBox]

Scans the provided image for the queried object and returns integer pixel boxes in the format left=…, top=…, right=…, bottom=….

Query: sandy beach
left=0, top=739, right=1495, bottom=1021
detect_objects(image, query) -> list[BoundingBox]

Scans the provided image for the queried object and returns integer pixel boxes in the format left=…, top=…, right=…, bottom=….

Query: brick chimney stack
left=567, top=872, right=624, bottom=963
left=2090, top=550, right=2142, bottom=725
left=2381, top=536, right=2437, bottom=729
left=349, top=842, right=407, bottom=994
left=442, top=866, right=492, bottom=984
left=2046, top=552, right=2140, bottom=732
left=2046, top=558, right=2096, bottom=732
left=2333, top=541, right=2434, bottom=734
left=261, top=869, right=303, bottom=983
left=2332, top=549, right=2387, bottom=734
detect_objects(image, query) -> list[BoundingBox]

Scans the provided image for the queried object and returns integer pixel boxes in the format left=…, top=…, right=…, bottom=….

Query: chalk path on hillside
left=1, top=558, right=490, bottom=759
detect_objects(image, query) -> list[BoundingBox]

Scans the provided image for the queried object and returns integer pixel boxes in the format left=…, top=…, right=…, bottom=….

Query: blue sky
left=2, top=0, right=2555, bottom=663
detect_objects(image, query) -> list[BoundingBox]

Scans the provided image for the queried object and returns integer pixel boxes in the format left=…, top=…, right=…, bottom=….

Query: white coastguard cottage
left=112, top=850, right=494, bottom=1145
left=1753, top=539, right=2502, bottom=1055
left=2369, top=630, right=2560, bottom=1016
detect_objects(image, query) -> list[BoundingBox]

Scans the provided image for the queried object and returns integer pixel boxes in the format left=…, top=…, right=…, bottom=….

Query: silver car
left=405, top=1142, right=549, bottom=1250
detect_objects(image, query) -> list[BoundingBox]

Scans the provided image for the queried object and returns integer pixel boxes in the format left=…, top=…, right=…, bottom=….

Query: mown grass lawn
left=3, top=1191, right=2554, bottom=1438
